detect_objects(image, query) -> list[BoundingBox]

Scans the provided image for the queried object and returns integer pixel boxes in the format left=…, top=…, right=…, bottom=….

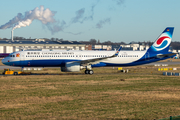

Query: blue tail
left=147, top=27, right=174, bottom=54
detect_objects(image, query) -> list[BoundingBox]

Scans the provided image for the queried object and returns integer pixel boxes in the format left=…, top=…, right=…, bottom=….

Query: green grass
left=0, top=66, right=180, bottom=119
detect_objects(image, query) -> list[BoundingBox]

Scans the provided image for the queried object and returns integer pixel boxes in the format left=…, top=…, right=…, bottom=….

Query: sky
left=0, top=0, right=180, bottom=43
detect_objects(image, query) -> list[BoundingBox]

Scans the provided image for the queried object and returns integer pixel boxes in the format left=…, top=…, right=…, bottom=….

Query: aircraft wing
left=77, top=46, right=122, bottom=66
left=156, top=53, right=177, bottom=58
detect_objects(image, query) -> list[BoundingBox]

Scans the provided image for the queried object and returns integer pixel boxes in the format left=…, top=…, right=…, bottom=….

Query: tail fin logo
left=152, top=33, right=171, bottom=51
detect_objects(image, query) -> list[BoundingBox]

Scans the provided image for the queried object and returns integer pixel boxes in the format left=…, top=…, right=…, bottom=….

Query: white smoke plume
left=0, top=13, right=23, bottom=29
left=0, top=6, right=56, bottom=31
left=0, top=1, right=125, bottom=35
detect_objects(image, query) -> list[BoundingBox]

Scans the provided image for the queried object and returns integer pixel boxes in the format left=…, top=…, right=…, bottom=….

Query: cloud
left=65, top=32, right=83, bottom=35
left=96, top=18, right=111, bottom=29
left=71, top=8, right=85, bottom=24
left=83, top=3, right=97, bottom=21
left=46, top=20, right=66, bottom=35
left=113, top=0, right=125, bottom=6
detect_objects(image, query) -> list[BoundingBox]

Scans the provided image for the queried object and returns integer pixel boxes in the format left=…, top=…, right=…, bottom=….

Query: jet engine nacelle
left=61, top=62, right=81, bottom=72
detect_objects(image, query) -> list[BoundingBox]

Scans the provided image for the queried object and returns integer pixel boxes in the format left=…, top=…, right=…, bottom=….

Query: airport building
left=0, top=39, right=85, bottom=53
left=92, top=45, right=112, bottom=50
left=112, top=44, right=149, bottom=51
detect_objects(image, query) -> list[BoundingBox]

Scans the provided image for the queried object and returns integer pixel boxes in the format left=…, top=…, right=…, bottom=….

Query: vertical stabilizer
left=147, top=27, right=174, bottom=54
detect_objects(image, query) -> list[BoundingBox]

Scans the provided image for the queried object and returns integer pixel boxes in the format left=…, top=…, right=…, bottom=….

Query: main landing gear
left=85, top=70, right=94, bottom=75
left=84, top=65, right=94, bottom=75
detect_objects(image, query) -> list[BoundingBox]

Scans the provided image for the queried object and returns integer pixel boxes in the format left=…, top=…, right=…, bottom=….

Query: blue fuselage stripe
left=4, top=56, right=170, bottom=67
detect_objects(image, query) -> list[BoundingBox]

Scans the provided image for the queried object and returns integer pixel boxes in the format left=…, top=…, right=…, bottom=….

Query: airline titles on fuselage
left=27, top=52, right=75, bottom=55
left=24, top=51, right=139, bottom=58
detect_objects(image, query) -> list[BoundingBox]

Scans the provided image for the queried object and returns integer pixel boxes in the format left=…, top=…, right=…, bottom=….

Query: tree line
left=80, top=39, right=180, bottom=50
left=1, top=37, right=180, bottom=50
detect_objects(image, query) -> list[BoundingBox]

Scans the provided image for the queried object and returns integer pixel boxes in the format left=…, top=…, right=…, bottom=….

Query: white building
left=0, top=39, right=85, bottom=53
left=92, top=45, right=112, bottom=50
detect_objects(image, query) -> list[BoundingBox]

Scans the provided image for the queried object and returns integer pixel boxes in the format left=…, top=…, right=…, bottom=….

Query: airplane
left=2, top=27, right=176, bottom=74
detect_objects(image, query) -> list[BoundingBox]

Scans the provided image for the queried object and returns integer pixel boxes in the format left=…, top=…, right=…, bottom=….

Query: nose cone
left=2, top=58, right=7, bottom=65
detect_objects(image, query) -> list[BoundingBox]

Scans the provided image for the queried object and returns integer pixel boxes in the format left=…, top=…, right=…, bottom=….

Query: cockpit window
left=7, top=54, right=15, bottom=57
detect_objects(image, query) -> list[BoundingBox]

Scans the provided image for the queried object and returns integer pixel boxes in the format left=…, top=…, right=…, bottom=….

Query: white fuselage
left=2, top=50, right=147, bottom=67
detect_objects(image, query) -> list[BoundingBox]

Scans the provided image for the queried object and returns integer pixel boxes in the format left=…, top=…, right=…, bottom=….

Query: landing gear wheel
left=85, top=70, right=89, bottom=74
left=14, top=72, right=18, bottom=75
left=85, top=70, right=94, bottom=74
left=89, top=70, right=93, bottom=75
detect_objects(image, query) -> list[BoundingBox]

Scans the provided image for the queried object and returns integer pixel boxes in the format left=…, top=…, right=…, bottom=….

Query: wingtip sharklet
left=114, top=46, right=122, bottom=56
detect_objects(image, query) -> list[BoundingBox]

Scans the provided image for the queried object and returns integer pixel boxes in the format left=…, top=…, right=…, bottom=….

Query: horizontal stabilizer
left=156, top=53, right=177, bottom=58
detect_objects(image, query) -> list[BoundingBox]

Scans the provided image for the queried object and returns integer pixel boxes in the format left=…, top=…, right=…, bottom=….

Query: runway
left=0, top=66, right=20, bottom=70
left=147, top=61, right=180, bottom=65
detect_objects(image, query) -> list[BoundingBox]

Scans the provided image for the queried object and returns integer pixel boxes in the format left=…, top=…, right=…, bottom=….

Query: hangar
left=0, top=39, right=85, bottom=54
